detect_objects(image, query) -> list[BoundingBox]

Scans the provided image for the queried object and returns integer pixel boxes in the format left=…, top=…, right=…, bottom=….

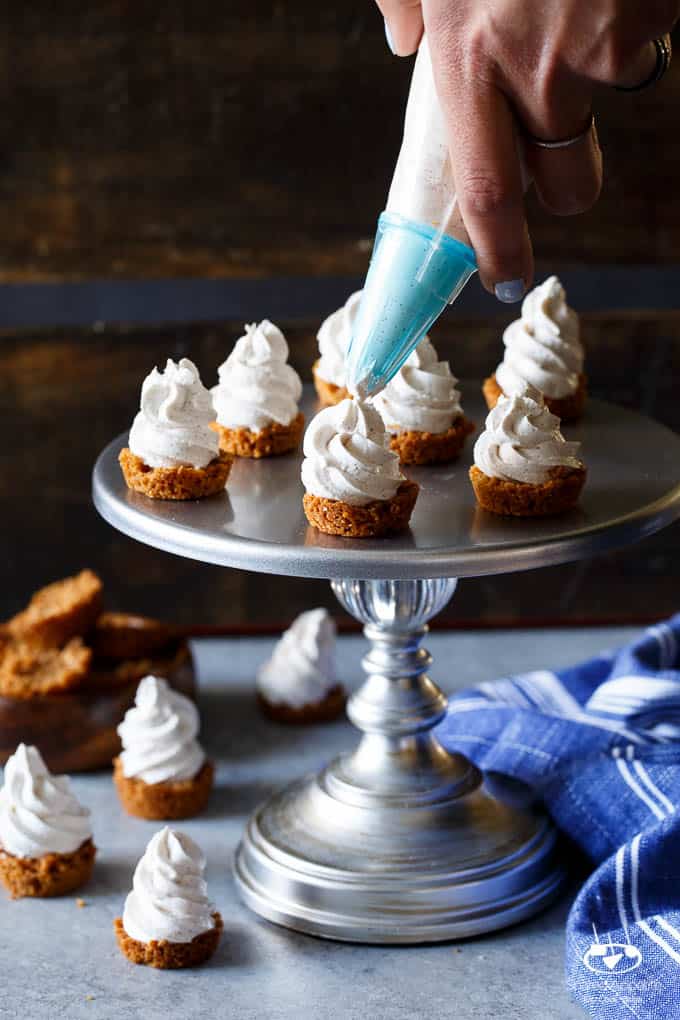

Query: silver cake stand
left=93, top=388, right=680, bottom=944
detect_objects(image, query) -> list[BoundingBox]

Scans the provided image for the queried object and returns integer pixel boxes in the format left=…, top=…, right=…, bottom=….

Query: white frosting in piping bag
left=122, top=827, right=215, bottom=944
left=496, top=276, right=583, bottom=400
left=257, top=608, right=338, bottom=708
left=213, top=320, right=302, bottom=431
left=0, top=743, right=92, bottom=858
left=316, top=291, right=362, bottom=388
left=118, top=676, right=206, bottom=785
left=474, top=387, right=582, bottom=485
left=129, top=358, right=219, bottom=469
left=301, top=398, right=404, bottom=506
left=374, top=337, right=463, bottom=434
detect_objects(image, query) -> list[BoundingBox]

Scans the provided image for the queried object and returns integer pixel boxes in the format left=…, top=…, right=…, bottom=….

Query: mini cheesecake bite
left=483, top=276, right=587, bottom=422
left=212, top=319, right=304, bottom=457
left=301, top=398, right=419, bottom=538
left=113, top=675, right=213, bottom=820
left=313, top=290, right=362, bottom=406
left=0, top=743, right=95, bottom=899
left=374, top=337, right=474, bottom=465
left=115, top=827, right=222, bottom=969
left=119, top=357, right=231, bottom=500
left=257, top=608, right=345, bottom=724
left=470, top=385, right=586, bottom=517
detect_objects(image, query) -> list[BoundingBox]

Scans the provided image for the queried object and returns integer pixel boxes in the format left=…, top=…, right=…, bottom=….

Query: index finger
left=425, top=19, right=533, bottom=300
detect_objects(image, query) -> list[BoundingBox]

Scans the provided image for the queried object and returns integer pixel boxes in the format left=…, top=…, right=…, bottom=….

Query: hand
left=378, top=0, right=678, bottom=301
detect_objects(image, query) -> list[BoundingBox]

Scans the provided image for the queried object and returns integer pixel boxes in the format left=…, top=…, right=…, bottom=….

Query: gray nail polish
left=384, top=19, right=396, bottom=54
left=494, top=280, right=525, bottom=303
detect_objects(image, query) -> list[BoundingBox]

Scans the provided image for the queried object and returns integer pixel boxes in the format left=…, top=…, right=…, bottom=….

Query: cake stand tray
left=93, top=388, right=680, bottom=943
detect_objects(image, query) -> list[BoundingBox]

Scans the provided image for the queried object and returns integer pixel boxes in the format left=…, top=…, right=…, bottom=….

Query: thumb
left=376, top=0, right=424, bottom=56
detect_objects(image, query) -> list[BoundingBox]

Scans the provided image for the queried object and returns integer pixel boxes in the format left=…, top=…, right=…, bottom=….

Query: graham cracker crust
left=0, top=636, right=92, bottom=698
left=0, top=838, right=96, bottom=899
left=119, top=449, right=232, bottom=500
left=257, top=684, right=346, bottom=725
left=303, top=479, right=419, bottom=538
left=114, top=911, right=223, bottom=969
left=212, top=411, right=304, bottom=458
left=113, top=758, right=214, bottom=820
left=7, top=569, right=102, bottom=648
left=312, top=361, right=350, bottom=407
left=388, top=416, right=475, bottom=465
left=469, top=464, right=587, bottom=517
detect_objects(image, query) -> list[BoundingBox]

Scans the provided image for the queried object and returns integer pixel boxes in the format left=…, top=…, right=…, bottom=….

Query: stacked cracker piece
left=0, top=569, right=178, bottom=700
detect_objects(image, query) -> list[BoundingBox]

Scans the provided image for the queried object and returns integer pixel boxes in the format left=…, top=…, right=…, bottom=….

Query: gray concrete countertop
left=0, top=625, right=639, bottom=1020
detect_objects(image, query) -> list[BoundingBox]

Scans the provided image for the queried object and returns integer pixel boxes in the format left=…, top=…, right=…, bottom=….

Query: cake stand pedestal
left=93, top=390, right=680, bottom=943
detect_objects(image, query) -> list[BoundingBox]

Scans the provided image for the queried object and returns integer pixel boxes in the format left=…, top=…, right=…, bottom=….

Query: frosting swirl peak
left=496, top=276, right=583, bottom=400
left=0, top=743, right=92, bottom=858
left=474, top=387, right=582, bottom=484
left=122, top=827, right=215, bottom=944
left=129, top=358, right=218, bottom=469
left=301, top=399, right=404, bottom=506
left=257, top=608, right=337, bottom=708
left=374, top=337, right=462, bottom=434
left=316, top=290, right=362, bottom=388
left=118, top=675, right=206, bottom=785
left=213, top=320, right=302, bottom=431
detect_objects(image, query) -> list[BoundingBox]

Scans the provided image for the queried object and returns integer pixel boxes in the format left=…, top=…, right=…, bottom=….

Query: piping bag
left=346, top=38, right=477, bottom=397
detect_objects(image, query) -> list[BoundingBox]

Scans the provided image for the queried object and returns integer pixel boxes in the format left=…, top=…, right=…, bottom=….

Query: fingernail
left=494, top=280, right=525, bottom=303
left=384, top=18, right=396, bottom=54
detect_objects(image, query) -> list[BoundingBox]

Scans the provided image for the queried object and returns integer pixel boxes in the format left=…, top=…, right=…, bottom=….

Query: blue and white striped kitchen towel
left=436, top=616, right=680, bottom=1020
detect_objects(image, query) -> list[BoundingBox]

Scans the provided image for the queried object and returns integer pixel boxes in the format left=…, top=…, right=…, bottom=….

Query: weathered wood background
left=2, top=5, right=680, bottom=281
left=2, top=4, right=680, bottom=629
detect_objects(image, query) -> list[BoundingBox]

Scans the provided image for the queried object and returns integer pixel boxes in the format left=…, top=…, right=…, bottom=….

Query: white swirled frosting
left=474, top=387, right=582, bottom=485
left=257, top=608, right=338, bottom=708
left=374, top=337, right=463, bottom=434
left=128, top=357, right=219, bottom=469
left=301, top=398, right=404, bottom=506
left=316, top=290, right=362, bottom=388
left=213, top=320, right=302, bottom=431
left=122, top=827, right=215, bottom=944
left=496, top=276, right=583, bottom=400
left=0, top=743, right=92, bottom=858
left=118, top=675, right=206, bottom=785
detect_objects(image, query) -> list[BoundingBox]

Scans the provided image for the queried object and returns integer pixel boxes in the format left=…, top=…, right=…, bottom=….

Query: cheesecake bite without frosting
left=313, top=290, right=362, bottom=406
left=470, top=385, right=586, bottom=517
left=483, top=276, right=586, bottom=421
left=114, top=827, right=222, bottom=969
left=113, top=675, right=213, bottom=820
left=119, top=357, right=231, bottom=500
left=301, top=398, right=419, bottom=538
left=374, top=337, right=474, bottom=464
left=212, top=319, right=304, bottom=457
left=0, top=743, right=95, bottom=898
left=257, top=608, right=345, bottom=724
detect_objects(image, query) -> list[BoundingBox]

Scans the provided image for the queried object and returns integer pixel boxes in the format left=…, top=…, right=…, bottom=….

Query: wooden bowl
left=0, top=640, right=195, bottom=773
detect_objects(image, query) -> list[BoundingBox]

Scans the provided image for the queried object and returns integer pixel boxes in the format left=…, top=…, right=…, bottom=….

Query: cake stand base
left=234, top=578, right=564, bottom=943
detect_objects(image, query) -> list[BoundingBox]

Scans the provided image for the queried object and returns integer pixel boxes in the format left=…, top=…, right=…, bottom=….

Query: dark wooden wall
left=2, top=4, right=680, bottom=630
left=1, top=5, right=680, bottom=282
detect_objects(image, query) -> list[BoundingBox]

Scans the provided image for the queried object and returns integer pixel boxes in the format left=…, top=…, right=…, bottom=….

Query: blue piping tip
left=347, top=212, right=476, bottom=396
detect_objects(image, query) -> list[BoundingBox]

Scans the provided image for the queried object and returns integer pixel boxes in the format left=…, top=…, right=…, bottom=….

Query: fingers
left=611, top=39, right=660, bottom=88
left=526, top=120, right=603, bottom=217
left=376, top=0, right=424, bottom=56
left=427, top=32, right=533, bottom=299
left=509, top=68, right=603, bottom=217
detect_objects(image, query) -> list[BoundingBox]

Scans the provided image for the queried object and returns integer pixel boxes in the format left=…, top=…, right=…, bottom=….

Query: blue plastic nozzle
left=346, top=211, right=477, bottom=398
